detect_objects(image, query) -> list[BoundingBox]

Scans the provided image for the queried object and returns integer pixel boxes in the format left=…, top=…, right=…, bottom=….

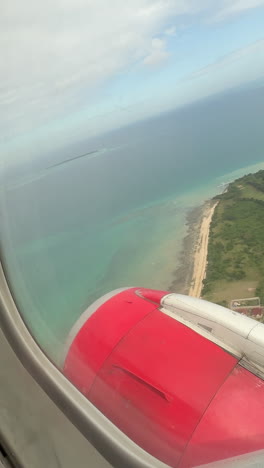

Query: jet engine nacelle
left=62, top=288, right=264, bottom=467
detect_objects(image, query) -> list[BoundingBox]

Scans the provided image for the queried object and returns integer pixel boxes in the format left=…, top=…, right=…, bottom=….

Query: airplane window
left=1, top=1, right=264, bottom=467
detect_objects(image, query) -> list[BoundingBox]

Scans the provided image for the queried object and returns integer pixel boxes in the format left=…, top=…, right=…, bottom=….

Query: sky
left=1, top=0, right=264, bottom=168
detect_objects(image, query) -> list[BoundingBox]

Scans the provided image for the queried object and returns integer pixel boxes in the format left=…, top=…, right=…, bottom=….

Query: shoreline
left=168, top=204, right=205, bottom=294
left=188, top=200, right=218, bottom=298
left=168, top=200, right=218, bottom=297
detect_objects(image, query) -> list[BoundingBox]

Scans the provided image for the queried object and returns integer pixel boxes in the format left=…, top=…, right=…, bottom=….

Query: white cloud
left=0, top=0, right=190, bottom=140
left=214, top=0, right=264, bottom=20
left=175, top=39, right=264, bottom=106
left=189, top=39, right=264, bottom=80
left=165, top=26, right=177, bottom=36
left=143, top=38, right=170, bottom=66
left=1, top=0, right=264, bottom=163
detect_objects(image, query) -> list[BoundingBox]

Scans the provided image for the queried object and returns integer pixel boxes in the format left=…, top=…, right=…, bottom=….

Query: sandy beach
left=188, top=201, right=218, bottom=298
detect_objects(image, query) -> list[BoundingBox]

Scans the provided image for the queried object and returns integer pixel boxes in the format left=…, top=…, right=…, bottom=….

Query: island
left=200, top=169, right=264, bottom=320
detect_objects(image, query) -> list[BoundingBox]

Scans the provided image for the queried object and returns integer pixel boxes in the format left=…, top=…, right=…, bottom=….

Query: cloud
left=143, top=38, right=170, bottom=66
left=165, top=26, right=177, bottom=36
left=174, top=38, right=264, bottom=109
left=0, top=0, right=188, bottom=140
left=189, top=39, right=264, bottom=80
left=1, top=0, right=264, bottom=161
left=214, top=0, right=264, bottom=20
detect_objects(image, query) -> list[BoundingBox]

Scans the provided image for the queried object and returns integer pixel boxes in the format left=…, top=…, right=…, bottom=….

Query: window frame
left=0, top=260, right=169, bottom=468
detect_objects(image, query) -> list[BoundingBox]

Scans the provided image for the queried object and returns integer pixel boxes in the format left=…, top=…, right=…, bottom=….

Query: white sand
left=189, top=201, right=218, bottom=298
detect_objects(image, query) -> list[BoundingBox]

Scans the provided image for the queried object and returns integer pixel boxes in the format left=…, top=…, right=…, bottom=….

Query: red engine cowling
left=62, top=287, right=264, bottom=467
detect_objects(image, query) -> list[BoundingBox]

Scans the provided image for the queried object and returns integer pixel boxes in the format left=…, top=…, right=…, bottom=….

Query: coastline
left=169, top=200, right=218, bottom=297
left=188, top=201, right=218, bottom=298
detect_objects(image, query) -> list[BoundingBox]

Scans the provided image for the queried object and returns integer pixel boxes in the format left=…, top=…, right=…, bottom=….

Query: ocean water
left=1, top=85, right=264, bottom=361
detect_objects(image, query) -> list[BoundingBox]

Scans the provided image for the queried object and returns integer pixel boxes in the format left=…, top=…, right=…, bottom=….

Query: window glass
left=1, top=2, right=264, bottom=466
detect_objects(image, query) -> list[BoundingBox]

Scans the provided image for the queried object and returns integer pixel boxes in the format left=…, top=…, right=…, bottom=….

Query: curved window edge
left=0, top=261, right=169, bottom=468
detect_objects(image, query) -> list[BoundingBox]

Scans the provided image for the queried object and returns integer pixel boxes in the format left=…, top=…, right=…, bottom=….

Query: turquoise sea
left=1, top=85, right=264, bottom=362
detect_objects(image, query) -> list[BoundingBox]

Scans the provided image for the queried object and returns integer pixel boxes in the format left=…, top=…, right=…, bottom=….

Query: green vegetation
left=202, top=170, right=264, bottom=305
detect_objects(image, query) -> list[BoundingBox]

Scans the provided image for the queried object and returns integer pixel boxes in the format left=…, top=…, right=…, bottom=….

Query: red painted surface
left=180, top=365, right=264, bottom=467
left=64, top=288, right=264, bottom=467
left=251, top=307, right=262, bottom=316
left=64, top=289, right=237, bottom=467
left=88, top=310, right=237, bottom=466
left=63, top=288, right=158, bottom=393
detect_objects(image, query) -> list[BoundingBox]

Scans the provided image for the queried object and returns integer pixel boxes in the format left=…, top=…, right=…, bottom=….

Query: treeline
left=202, top=170, right=264, bottom=297
left=244, top=170, right=264, bottom=193
left=213, top=184, right=240, bottom=201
